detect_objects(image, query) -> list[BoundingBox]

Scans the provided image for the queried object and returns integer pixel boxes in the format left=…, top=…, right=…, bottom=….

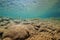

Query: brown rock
left=27, top=32, right=53, bottom=40
left=3, top=37, right=12, bottom=40
left=3, top=24, right=30, bottom=40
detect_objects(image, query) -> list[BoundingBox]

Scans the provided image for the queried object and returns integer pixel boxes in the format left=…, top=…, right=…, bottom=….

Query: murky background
left=0, top=0, right=60, bottom=19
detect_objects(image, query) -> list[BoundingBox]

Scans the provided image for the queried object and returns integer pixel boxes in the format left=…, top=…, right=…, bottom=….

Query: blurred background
left=0, top=0, right=60, bottom=19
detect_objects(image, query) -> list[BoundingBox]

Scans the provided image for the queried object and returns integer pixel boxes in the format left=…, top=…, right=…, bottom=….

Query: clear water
left=0, top=0, right=60, bottom=19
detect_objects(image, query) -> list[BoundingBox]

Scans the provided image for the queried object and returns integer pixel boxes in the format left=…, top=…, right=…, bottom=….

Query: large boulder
left=2, top=24, right=35, bottom=40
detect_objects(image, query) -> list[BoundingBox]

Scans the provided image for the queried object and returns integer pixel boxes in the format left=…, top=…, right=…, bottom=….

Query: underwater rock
left=0, top=21, right=10, bottom=26
left=39, top=28, right=52, bottom=33
left=13, top=20, right=21, bottom=24
left=0, top=17, right=60, bottom=40
left=2, top=24, right=30, bottom=40
left=34, top=25, right=41, bottom=30
left=0, top=32, right=3, bottom=38
left=0, top=18, right=2, bottom=22
left=8, top=24, right=36, bottom=35
left=55, top=28, right=60, bottom=33
left=3, top=37, right=12, bottom=40
left=27, top=32, right=53, bottom=40
left=21, top=22, right=33, bottom=25
left=0, top=28, right=6, bottom=40
left=0, top=17, right=11, bottom=26
left=54, top=33, right=60, bottom=40
left=0, top=17, right=15, bottom=29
